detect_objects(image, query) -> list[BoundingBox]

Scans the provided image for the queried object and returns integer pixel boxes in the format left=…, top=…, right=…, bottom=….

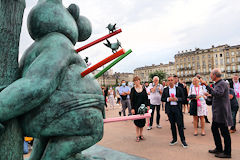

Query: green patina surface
left=0, top=0, right=105, bottom=159
left=26, top=145, right=148, bottom=160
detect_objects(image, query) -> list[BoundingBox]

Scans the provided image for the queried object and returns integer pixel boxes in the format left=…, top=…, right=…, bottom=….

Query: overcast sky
left=19, top=0, right=240, bottom=73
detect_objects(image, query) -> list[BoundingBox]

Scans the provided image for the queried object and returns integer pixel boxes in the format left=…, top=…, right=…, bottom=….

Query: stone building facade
left=92, top=70, right=134, bottom=86
left=174, top=44, right=240, bottom=83
left=133, top=62, right=175, bottom=82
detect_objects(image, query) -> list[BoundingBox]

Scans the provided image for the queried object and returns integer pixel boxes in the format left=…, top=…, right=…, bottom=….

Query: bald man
left=201, top=68, right=232, bottom=158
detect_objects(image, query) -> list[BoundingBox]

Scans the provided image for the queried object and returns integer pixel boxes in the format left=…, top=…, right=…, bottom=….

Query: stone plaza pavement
left=98, top=104, right=240, bottom=160
left=25, top=104, right=240, bottom=160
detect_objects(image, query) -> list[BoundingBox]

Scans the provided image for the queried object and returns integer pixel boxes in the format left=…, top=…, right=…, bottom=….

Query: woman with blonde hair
left=130, top=76, right=150, bottom=142
left=189, top=77, right=208, bottom=136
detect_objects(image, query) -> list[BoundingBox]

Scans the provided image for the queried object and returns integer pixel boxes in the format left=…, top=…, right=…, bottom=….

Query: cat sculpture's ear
left=67, top=4, right=80, bottom=21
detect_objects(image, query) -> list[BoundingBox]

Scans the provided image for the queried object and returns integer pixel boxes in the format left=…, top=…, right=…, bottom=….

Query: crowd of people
left=102, top=68, right=239, bottom=159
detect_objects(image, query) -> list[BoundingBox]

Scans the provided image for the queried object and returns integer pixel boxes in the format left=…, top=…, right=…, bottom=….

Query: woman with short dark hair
left=130, top=76, right=150, bottom=142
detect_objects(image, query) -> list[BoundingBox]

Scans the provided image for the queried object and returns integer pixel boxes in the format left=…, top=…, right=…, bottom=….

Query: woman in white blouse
left=189, top=77, right=208, bottom=136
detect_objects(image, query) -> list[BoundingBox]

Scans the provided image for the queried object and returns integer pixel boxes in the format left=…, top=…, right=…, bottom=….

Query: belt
left=169, top=105, right=178, bottom=107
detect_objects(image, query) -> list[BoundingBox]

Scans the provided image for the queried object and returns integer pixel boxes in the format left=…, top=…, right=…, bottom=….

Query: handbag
left=189, top=99, right=197, bottom=116
left=188, top=94, right=196, bottom=100
left=197, top=99, right=201, bottom=106
left=206, top=96, right=212, bottom=105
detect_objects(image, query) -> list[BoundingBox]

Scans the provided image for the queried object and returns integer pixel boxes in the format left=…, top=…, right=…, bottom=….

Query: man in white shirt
left=161, top=76, right=188, bottom=148
left=147, top=76, right=163, bottom=130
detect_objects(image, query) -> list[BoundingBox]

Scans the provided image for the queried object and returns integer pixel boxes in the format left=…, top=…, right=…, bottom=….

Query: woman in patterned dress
left=189, top=77, right=208, bottom=136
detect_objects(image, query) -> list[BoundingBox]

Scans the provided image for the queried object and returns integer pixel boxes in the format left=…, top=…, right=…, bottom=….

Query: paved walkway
left=99, top=104, right=240, bottom=160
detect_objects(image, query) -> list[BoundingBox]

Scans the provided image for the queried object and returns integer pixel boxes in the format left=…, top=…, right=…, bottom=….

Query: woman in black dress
left=130, top=76, right=150, bottom=142
left=182, top=82, right=189, bottom=113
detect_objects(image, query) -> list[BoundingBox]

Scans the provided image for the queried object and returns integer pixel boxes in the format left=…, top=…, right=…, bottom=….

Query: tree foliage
left=149, top=70, right=166, bottom=83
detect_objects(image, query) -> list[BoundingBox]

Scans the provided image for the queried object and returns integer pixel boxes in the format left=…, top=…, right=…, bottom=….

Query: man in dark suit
left=161, top=76, right=188, bottom=148
left=173, top=75, right=184, bottom=89
left=173, top=75, right=186, bottom=129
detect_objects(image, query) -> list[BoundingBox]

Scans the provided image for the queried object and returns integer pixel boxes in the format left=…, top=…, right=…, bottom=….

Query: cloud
left=19, top=0, right=240, bottom=73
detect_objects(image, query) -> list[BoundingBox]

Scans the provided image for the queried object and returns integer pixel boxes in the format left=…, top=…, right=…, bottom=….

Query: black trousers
left=180, top=104, right=184, bottom=128
left=211, top=121, right=231, bottom=155
left=167, top=105, right=185, bottom=142
left=150, top=105, right=160, bottom=126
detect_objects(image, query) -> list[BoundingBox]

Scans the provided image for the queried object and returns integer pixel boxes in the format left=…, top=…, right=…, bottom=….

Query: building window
left=220, top=54, right=222, bottom=57
left=232, top=52, right=235, bottom=56
left=226, top=52, right=229, bottom=57
left=177, top=65, right=179, bottom=69
left=221, top=67, right=224, bottom=72
left=233, top=66, right=236, bottom=72
left=220, top=59, right=223, bottom=65
left=202, top=55, right=205, bottom=59
left=188, top=64, right=191, bottom=68
left=184, top=58, right=186, bottom=62
left=192, top=57, right=195, bottom=61
left=227, top=66, right=230, bottom=71
left=198, top=69, right=200, bottom=73
left=181, top=71, right=183, bottom=76
left=188, top=57, right=190, bottom=61
left=189, top=70, right=192, bottom=74
left=238, top=65, right=240, bottom=71
left=193, top=70, right=195, bottom=75
left=226, top=58, right=230, bottom=64
left=216, top=54, right=218, bottom=57
left=197, top=56, right=199, bottom=60
left=238, top=57, right=240, bottom=62
left=203, top=68, right=206, bottom=73
left=232, top=58, right=235, bottom=62
left=215, top=59, right=218, bottom=65
left=177, top=72, right=180, bottom=76
left=208, top=54, right=211, bottom=58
